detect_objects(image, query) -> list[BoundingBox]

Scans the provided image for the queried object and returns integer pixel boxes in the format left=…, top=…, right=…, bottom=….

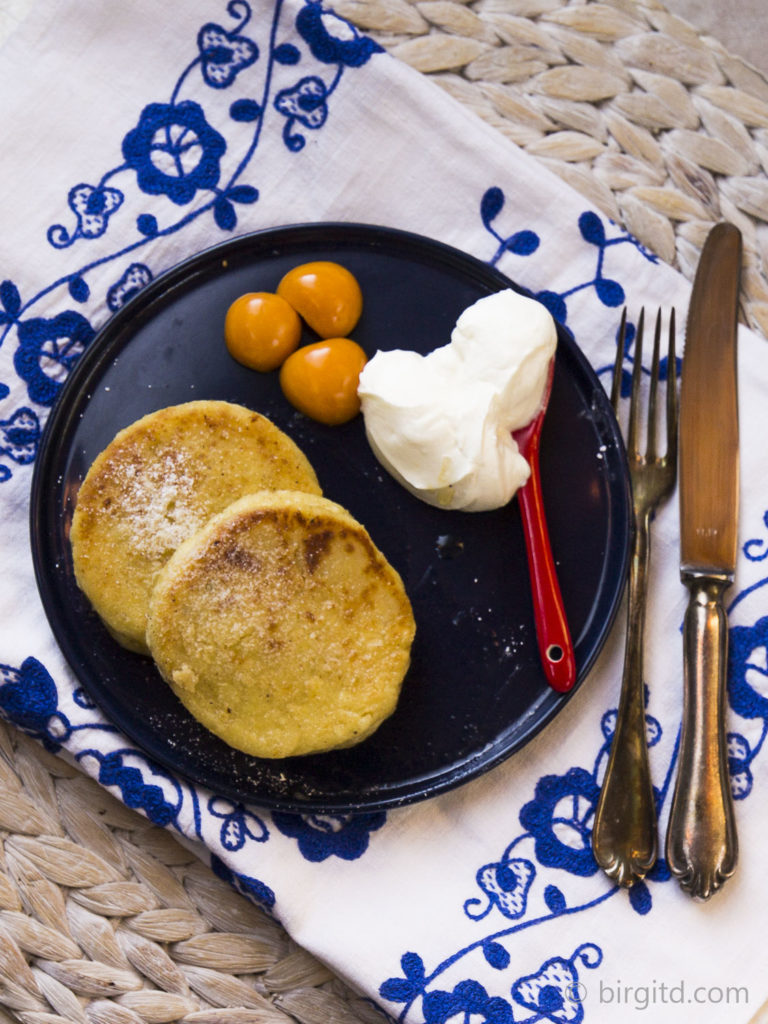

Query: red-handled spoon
left=512, top=357, right=576, bottom=693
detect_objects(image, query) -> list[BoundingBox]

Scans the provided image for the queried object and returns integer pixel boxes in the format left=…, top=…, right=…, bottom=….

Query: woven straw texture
left=3, top=3, right=768, bottom=1024
left=337, top=0, right=768, bottom=340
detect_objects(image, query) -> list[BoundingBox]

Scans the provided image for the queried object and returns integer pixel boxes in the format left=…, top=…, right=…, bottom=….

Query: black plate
left=30, top=223, right=631, bottom=813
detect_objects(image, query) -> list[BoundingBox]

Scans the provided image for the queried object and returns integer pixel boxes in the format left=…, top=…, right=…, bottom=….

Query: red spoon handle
left=517, top=439, right=576, bottom=693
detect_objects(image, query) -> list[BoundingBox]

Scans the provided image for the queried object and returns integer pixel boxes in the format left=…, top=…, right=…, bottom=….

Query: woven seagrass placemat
left=337, top=0, right=768, bottom=340
left=1, top=3, right=767, bottom=1023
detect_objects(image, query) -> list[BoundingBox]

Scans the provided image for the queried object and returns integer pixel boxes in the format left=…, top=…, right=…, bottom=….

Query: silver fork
left=592, top=308, right=678, bottom=887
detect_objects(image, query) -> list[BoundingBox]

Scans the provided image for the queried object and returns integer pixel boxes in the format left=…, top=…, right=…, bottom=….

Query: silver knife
left=665, top=221, right=741, bottom=900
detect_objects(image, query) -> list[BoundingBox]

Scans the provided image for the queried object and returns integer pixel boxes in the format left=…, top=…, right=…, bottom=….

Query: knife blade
left=665, top=221, right=741, bottom=900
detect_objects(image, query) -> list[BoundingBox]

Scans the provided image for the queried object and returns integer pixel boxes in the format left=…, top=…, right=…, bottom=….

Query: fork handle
left=592, top=511, right=658, bottom=886
left=665, top=573, right=738, bottom=900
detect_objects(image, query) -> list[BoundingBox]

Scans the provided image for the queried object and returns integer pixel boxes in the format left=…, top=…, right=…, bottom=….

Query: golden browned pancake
left=146, top=490, right=415, bottom=758
left=70, top=401, right=321, bottom=654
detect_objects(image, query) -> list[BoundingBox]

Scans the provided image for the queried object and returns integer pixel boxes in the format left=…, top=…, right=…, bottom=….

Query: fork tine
left=627, top=308, right=645, bottom=456
left=611, top=307, right=627, bottom=414
left=667, top=308, right=678, bottom=463
left=646, top=310, right=662, bottom=459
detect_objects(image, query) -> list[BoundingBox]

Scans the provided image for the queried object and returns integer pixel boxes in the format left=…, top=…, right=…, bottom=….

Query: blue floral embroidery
left=464, top=856, right=536, bottom=921
left=725, top=593, right=768, bottom=799
left=0, top=0, right=387, bottom=909
left=14, top=310, right=95, bottom=405
left=378, top=635, right=670, bottom=1020
left=381, top=943, right=602, bottom=1024
left=381, top=952, right=429, bottom=1006
left=273, top=810, right=386, bottom=861
left=47, top=184, right=125, bottom=248
left=0, top=657, right=120, bottom=755
left=211, top=853, right=276, bottom=912
left=0, top=406, right=40, bottom=466
left=379, top=503, right=768, bottom=1023
left=378, top=529, right=768, bottom=1024
left=198, top=20, right=259, bottom=88
left=744, top=513, right=768, bottom=562
left=275, top=75, right=329, bottom=150
left=80, top=742, right=201, bottom=837
left=0, top=656, right=270, bottom=867
left=296, top=0, right=383, bottom=67
left=728, top=733, right=754, bottom=799
left=728, top=615, right=768, bottom=722
left=423, top=979, right=514, bottom=1024
left=122, top=100, right=227, bottom=206
left=73, top=687, right=97, bottom=710
left=481, top=186, right=540, bottom=265
left=511, top=943, right=602, bottom=1024
left=209, top=797, right=269, bottom=851
left=0, top=0, right=381, bottom=468
left=519, top=768, right=601, bottom=878
left=274, top=0, right=383, bottom=150
left=106, top=263, right=154, bottom=312
left=96, top=749, right=180, bottom=826
left=0, top=657, right=64, bottom=747
left=0, top=279, right=21, bottom=326
left=481, top=190, right=657, bottom=325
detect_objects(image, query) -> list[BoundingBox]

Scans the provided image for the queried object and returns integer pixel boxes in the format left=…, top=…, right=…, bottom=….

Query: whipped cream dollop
left=357, top=289, right=557, bottom=512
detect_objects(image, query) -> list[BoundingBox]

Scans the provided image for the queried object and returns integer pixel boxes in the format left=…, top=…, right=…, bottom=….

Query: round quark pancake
left=71, top=401, right=321, bottom=654
left=146, top=490, right=416, bottom=759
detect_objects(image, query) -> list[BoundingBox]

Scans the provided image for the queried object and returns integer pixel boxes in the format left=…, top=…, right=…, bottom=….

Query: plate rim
left=29, top=221, right=632, bottom=813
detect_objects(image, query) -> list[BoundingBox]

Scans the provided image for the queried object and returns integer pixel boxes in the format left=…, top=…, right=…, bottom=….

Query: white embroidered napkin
left=2, top=2, right=768, bottom=1022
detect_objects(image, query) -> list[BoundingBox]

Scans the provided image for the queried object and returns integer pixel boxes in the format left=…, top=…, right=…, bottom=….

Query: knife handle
left=665, top=573, right=738, bottom=899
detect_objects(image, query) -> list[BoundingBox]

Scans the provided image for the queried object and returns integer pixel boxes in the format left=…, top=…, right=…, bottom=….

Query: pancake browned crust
left=146, top=490, right=416, bottom=759
left=70, top=401, right=321, bottom=654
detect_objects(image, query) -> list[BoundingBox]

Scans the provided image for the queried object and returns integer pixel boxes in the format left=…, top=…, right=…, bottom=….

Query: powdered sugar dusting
left=120, top=449, right=203, bottom=558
